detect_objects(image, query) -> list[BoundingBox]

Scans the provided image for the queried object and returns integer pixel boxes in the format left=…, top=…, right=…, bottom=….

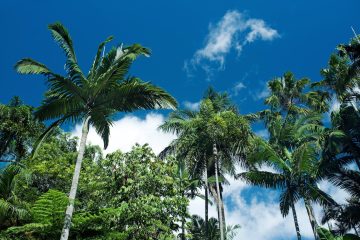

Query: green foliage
left=0, top=97, right=43, bottom=161
left=2, top=26, right=360, bottom=240
left=4, top=190, right=67, bottom=239
left=102, top=144, right=188, bottom=239
left=0, top=164, right=29, bottom=230
left=317, top=227, right=360, bottom=240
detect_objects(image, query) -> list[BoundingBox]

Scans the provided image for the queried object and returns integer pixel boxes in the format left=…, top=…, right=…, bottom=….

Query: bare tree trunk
left=291, top=201, right=302, bottom=240
left=213, top=143, right=225, bottom=240
left=304, top=198, right=319, bottom=240
left=60, top=116, right=90, bottom=240
left=204, top=159, right=209, bottom=240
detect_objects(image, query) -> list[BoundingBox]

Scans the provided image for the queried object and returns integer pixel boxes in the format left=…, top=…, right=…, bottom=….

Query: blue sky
left=0, top=1, right=358, bottom=239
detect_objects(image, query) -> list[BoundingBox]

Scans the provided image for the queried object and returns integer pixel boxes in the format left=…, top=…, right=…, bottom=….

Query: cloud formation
left=185, top=10, right=279, bottom=78
left=233, top=82, right=246, bottom=96
left=183, top=101, right=201, bottom=111
left=71, top=113, right=175, bottom=155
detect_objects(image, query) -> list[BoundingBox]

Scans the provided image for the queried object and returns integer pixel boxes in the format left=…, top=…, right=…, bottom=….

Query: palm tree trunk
left=213, top=143, right=225, bottom=240
left=304, top=198, right=319, bottom=240
left=291, top=201, right=302, bottom=240
left=181, top=192, right=185, bottom=240
left=204, top=159, right=209, bottom=240
left=220, top=190, right=226, bottom=237
left=60, top=116, right=90, bottom=240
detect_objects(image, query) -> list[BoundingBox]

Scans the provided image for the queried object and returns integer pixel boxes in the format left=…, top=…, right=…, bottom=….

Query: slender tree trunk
left=220, top=190, right=226, bottom=237
left=291, top=201, right=302, bottom=240
left=204, top=159, right=209, bottom=240
left=181, top=192, right=185, bottom=240
left=213, top=143, right=225, bottom=240
left=304, top=198, right=319, bottom=240
left=60, top=116, right=90, bottom=240
left=179, top=161, right=186, bottom=240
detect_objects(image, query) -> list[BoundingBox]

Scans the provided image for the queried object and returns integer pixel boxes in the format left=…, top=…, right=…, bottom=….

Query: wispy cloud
left=185, top=10, right=279, bottom=79
left=252, top=82, right=270, bottom=100
left=233, top=82, right=246, bottom=96
left=183, top=100, right=201, bottom=111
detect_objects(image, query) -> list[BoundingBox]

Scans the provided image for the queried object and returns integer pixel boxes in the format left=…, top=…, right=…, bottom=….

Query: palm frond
left=236, top=171, right=286, bottom=189
left=15, top=58, right=52, bottom=75
left=88, top=36, right=114, bottom=79
left=89, top=112, right=112, bottom=149
left=99, top=77, right=177, bottom=111
left=48, top=22, right=77, bottom=62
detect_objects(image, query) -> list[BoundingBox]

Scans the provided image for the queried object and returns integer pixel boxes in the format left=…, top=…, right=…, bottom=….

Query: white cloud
left=252, top=82, right=270, bottom=100
left=245, top=19, right=280, bottom=43
left=71, top=113, right=175, bottom=155
left=185, top=10, right=279, bottom=77
left=233, top=82, right=246, bottom=96
left=183, top=101, right=201, bottom=111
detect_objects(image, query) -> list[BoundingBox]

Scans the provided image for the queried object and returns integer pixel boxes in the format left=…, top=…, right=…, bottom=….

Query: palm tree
left=264, top=72, right=329, bottom=115
left=322, top=168, right=360, bottom=235
left=237, top=115, right=337, bottom=240
left=15, top=22, right=177, bottom=240
left=312, top=36, right=360, bottom=113
left=161, top=95, right=251, bottom=240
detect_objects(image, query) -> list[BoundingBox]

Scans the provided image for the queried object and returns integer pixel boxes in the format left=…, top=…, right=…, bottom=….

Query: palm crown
left=15, top=22, right=177, bottom=151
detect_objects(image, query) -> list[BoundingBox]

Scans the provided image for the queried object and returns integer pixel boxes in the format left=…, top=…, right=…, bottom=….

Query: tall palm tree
left=161, top=96, right=251, bottom=240
left=237, top=115, right=337, bottom=240
left=15, top=22, right=177, bottom=240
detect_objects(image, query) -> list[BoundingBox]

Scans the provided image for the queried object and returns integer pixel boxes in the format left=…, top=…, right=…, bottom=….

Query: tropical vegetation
left=0, top=22, right=359, bottom=240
